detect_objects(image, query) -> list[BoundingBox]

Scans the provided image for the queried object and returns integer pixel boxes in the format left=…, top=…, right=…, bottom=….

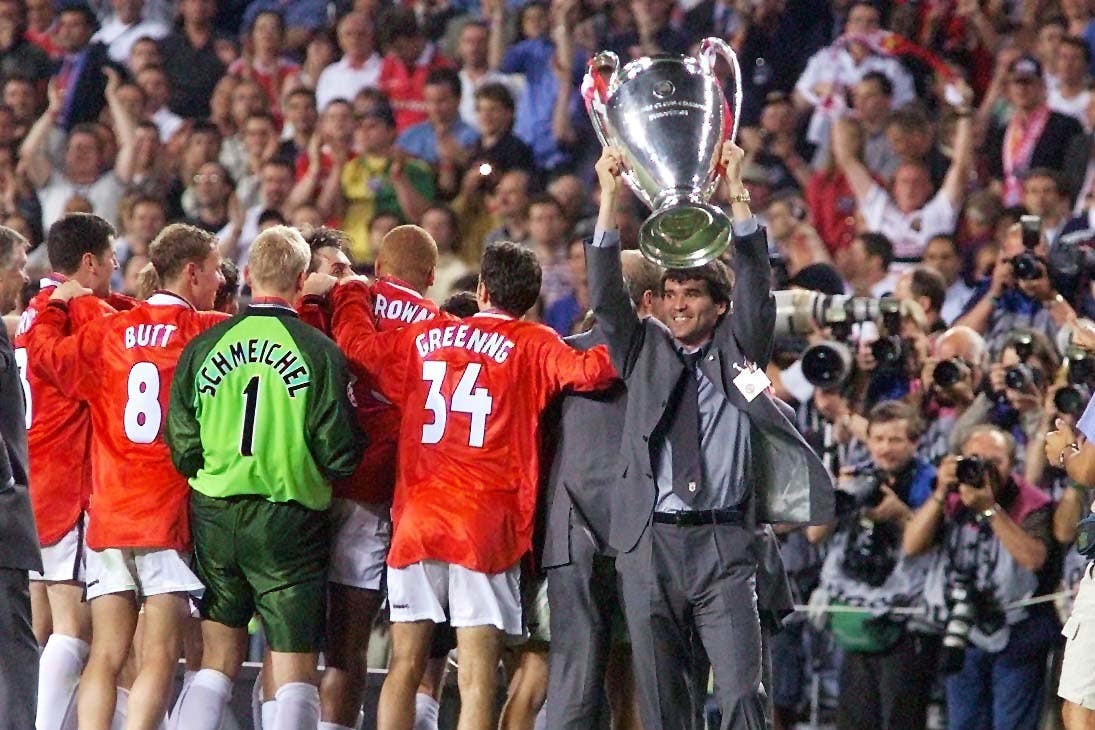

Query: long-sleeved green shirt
left=166, top=304, right=364, bottom=510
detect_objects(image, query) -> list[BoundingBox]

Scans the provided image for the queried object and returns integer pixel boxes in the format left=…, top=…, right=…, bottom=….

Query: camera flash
left=479, top=163, right=493, bottom=176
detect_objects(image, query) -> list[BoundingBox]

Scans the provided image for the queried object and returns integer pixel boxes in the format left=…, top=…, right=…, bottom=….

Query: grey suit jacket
left=0, top=328, right=42, bottom=572
left=586, top=226, right=834, bottom=554
left=541, top=326, right=628, bottom=569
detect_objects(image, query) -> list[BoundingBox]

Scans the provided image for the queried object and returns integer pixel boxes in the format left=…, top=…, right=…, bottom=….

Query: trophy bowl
left=584, top=38, right=742, bottom=269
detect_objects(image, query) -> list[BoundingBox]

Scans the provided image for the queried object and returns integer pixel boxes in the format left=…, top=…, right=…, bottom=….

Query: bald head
left=621, top=250, right=663, bottom=317
left=376, top=225, right=439, bottom=293
left=934, top=325, right=986, bottom=366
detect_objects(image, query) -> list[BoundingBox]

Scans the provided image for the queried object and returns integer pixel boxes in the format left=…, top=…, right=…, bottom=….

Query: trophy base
left=639, top=202, right=732, bottom=269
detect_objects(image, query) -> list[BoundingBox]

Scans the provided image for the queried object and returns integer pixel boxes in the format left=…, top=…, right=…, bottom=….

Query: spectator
left=918, top=326, right=989, bottom=465
left=884, top=105, right=950, bottom=189
left=397, top=67, right=478, bottom=169
left=240, top=0, right=328, bottom=53
left=230, top=156, right=295, bottom=269
left=603, top=0, right=691, bottom=60
left=985, top=55, right=1087, bottom=206
left=481, top=167, right=531, bottom=250
left=278, top=87, right=318, bottom=164
left=906, top=425, right=1060, bottom=730
left=232, top=112, right=279, bottom=211
left=227, top=10, right=300, bottom=121
left=125, top=33, right=160, bottom=73
left=526, top=193, right=572, bottom=309
left=287, top=98, right=354, bottom=216
left=24, top=0, right=57, bottom=58
left=377, top=7, right=453, bottom=132
left=831, top=92, right=973, bottom=265
left=134, top=64, right=183, bottom=142
left=21, top=68, right=135, bottom=229
left=218, top=79, right=267, bottom=182
left=455, top=19, right=514, bottom=133
left=1021, top=168, right=1068, bottom=243
left=0, top=0, right=51, bottom=82
left=894, top=266, right=947, bottom=335
left=92, top=0, right=168, bottom=64
left=158, top=0, right=226, bottom=120
left=3, top=76, right=41, bottom=139
left=335, top=102, right=435, bottom=264
left=845, top=231, right=897, bottom=297
left=1048, top=36, right=1092, bottom=124
left=795, top=2, right=916, bottom=146
left=293, top=26, right=336, bottom=92
left=765, top=192, right=832, bottom=282
left=51, top=3, right=114, bottom=132
left=184, top=161, right=237, bottom=238
left=852, top=71, right=898, bottom=180
left=420, top=203, right=472, bottom=301
left=314, top=11, right=380, bottom=112
left=741, top=92, right=813, bottom=193
left=466, top=83, right=534, bottom=178
left=922, top=234, right=975, bottom=325
left=548, top=173, right=595, bottom=240
left=114, top=193, right=165, bottom=264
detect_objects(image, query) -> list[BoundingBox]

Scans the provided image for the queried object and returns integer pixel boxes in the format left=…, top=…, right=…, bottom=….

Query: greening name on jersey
left=166, top=305, right=364, bottom=510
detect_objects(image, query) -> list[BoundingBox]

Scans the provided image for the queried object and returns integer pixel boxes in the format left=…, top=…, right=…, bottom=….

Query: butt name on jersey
left=125, top=323, right=177, bottom=349
left=414, top=323, right=515, bottom=364
left=198, top=338, right=310, bottom=396
left=373, top=292, right=435, bottom=324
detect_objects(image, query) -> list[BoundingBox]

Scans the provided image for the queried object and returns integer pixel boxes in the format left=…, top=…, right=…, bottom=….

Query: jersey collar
left=40, top=273, right=66, bottom=288
left=376, top=275, right=424, bottom=299
left=147, top=290, right=196, bottom=310
left=473, top=308, right=514, bottom=321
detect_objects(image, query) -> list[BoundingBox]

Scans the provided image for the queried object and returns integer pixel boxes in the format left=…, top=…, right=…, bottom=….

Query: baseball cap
left=1008, top=55, right=1043, bottom=80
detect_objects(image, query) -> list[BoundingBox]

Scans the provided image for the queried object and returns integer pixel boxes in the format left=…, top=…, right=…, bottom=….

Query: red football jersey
left=25, top=291, right=227, bottom=551
left=14, top=279, right=133, bottom=545
left=330, top=280, right=616, bottom=573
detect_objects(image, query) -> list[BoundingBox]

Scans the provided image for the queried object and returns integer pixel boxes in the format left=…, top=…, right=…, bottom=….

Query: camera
left=870, top=335, right=904, bottom=367
left=1057, top=347, right=1095, bottom=416
left=1055, top=384, right=1091, bottom=416
left=833, top=465, right=886, bottom=518
left=1011, top=252, right=1044, bottom=281
left=801, top=340, right=854, bottom=389
left=955, top=456, right=986, bottom=487
left=1011, top=333, right=1034, bottom=362
left=1020, top=214, right=1041, bottom=249
left=933, top=358, right=968, bottom=389
left=939, top=576, right=976, bottom=674
left=1049, top=230, right=1095, bottom=281
left=1004, top=363, right=1042, bottom=392
left=1066, top=346, right=1095, bottom=384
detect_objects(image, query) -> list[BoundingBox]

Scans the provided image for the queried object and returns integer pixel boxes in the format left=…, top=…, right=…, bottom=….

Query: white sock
left=273, top=682, right=320, bottom=730
left=111, top=687, right=129, bottom=730
left=534, top=703, right=547, bottom=730
left=36, top=634, right=89, bottom=730
left=169, top=668, right=232, bottom=730
left=167, top=670, right=200, bottom=730
left=413, top=693, right=440, bottom=730
left=318, top=722, right=356, bottom=730
left=260, top=701, right=278, bottom=730
left=251, top=674, right=264, bottom=730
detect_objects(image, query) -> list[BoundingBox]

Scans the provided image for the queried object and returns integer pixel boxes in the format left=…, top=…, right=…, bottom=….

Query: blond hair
left=134, top=261, right=160, bottom=300
left=248, top=225, right=310, bottom=292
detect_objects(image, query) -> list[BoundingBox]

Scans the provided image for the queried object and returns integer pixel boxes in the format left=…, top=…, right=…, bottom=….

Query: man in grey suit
left=586, top=144, right=833, bottom=730
left=0, top=225, right=42, bottom=730
left=542, top=249, right=663, bottom=730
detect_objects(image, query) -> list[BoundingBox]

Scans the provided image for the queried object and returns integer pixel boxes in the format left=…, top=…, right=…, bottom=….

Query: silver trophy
left=584, top=38, right=742, bottom=268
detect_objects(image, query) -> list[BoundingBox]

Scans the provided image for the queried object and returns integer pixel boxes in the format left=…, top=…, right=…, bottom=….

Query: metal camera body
left=933, top=357, right=968, bottom=389
left=954, top=455, right=986, bottom=488
left=1004, top=362, right=1041, bottom=392
left=938, top=575, right=977, bottom=674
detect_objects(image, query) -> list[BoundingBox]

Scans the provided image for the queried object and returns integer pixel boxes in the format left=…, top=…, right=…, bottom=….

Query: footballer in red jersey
left=15, top=214, right=134, bottom=730
left=322, top=240, right=616, bottom=730
left=26, top=224, right=226, bottom=730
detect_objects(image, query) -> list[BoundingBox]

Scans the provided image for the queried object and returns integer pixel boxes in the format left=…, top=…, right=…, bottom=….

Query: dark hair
left=475, top=82, right=515, bottom=112
left=867, top=399, right=922, bottom=440
left=423, top=203, right=461, bottom=252
left=441, top=290, right=479, bottom=317
left=1001, top=328, right=1060, bottom=374
left=860, top=70, right=893, bottom=98
left=451, top=271, right=480, bottom=293
left=885, top=106, right=930, bottom=132
left=480, top=241, right=541, bottom=317
left=1022, top=166, right=1064, bottom=194
left=908, top=266, right=946, bottom=315
left=425, top=67, right=462, bottom=99
left=858, top=232, right=894, bottom=270
left=47, top=213, right=115, bottom=275
left=661, top=260, right=732, bottom=307
left=249, top=9, right=285, bottom=36
left=189, top=119, right=221, bottom=139
left=379, top=7, right=421, bottom=47
left=304, top=225, right=349, bottom=253
left=285, top=87, right=317, bottom=105
left=527, top=193, right=564, bottom=216
left=214, top=259, right=239, bottom=311
left=58, top=4, right=98, bottom=31
left=1061, top=35, right=1093, bottom=64
left=258, top=208, right=287, bottom=227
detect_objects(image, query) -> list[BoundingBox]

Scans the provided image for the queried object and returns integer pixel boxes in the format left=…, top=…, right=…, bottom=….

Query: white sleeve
left=885, top=58, right=917, bottom=108
left=1078, top=394, right=1095, bottom=442
left=860, top=182, right=889, bottom=229
left=795, top=52, right=826, bottom=106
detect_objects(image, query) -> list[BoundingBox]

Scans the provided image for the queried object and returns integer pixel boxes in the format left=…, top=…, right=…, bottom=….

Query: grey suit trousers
left=0, top=567, right=37, bottom=730
left=545, top=520, right=622, bottom=728
left=618, top=522, right=767, bottom=730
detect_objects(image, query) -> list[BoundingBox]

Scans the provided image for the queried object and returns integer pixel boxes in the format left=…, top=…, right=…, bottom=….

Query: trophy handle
left=697, top=37, right=742, bottom=144
left=584, top=52, right=620, bottom=149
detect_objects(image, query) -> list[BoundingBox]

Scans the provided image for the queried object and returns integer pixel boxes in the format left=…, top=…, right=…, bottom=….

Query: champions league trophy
left=583, top=37, right=742, bottom=268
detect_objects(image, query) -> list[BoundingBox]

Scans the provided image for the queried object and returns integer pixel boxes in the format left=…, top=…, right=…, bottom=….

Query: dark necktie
left=669, top=350, right=703, bottom=505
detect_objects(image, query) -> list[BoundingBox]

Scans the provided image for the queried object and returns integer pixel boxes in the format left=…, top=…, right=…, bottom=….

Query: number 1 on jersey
left=240, top=376, right=260, bottom=456
left=421, top=362, right=493, bottom=447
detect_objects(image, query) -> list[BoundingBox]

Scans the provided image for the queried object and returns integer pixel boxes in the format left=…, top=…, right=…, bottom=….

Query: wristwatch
left=1059, top=442, right=1081, bottom=470
left=728, top=188, right=751, bottom=204
left=976, top=503, right=1001, bottom=524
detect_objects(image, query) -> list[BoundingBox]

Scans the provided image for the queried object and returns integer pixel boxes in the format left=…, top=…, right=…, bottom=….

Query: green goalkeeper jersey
left=166, top=304, right=364, bottom=510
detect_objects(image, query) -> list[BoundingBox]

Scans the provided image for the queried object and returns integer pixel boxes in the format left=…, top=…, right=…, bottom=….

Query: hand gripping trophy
left=582, top=37, right=742, bottom=268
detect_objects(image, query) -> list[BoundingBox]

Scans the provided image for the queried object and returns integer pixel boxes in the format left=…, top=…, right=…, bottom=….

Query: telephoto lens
left=870, top=336, right=902, bottom=366
left=955, top=456, right=986, bottom=486
left=933, top=358, right=964, bottom=388
left=801, top=341, right=854, bottom=389
left=939, top=579, right=976, bottom=674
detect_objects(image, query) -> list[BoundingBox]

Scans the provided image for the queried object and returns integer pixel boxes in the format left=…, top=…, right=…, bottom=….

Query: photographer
left=807, top=401, right=939, bottom=730
left=950, top=329, right=1060, bottom=469
left=905, top=425, right=1059, bottom=730
left=955, top=219, right=1076, bottom=356
left=918, top=326, right=987, bottom=465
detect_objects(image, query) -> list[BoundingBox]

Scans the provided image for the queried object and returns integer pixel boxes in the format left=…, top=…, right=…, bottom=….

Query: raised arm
left=830, top=117, right=877, bottom=205
left=940, top=83, right=975, bottom=209
left=105, top=67, right=138, bottom=184
left=585, top=147, right=644, bottom=377
left=19, top=81, right=62, bottom=189
left=485, top=0, right=507, bottom=71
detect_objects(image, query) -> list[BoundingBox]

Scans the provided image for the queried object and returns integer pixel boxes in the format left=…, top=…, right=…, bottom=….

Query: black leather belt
left=653, top=508, right=744, bottom=526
